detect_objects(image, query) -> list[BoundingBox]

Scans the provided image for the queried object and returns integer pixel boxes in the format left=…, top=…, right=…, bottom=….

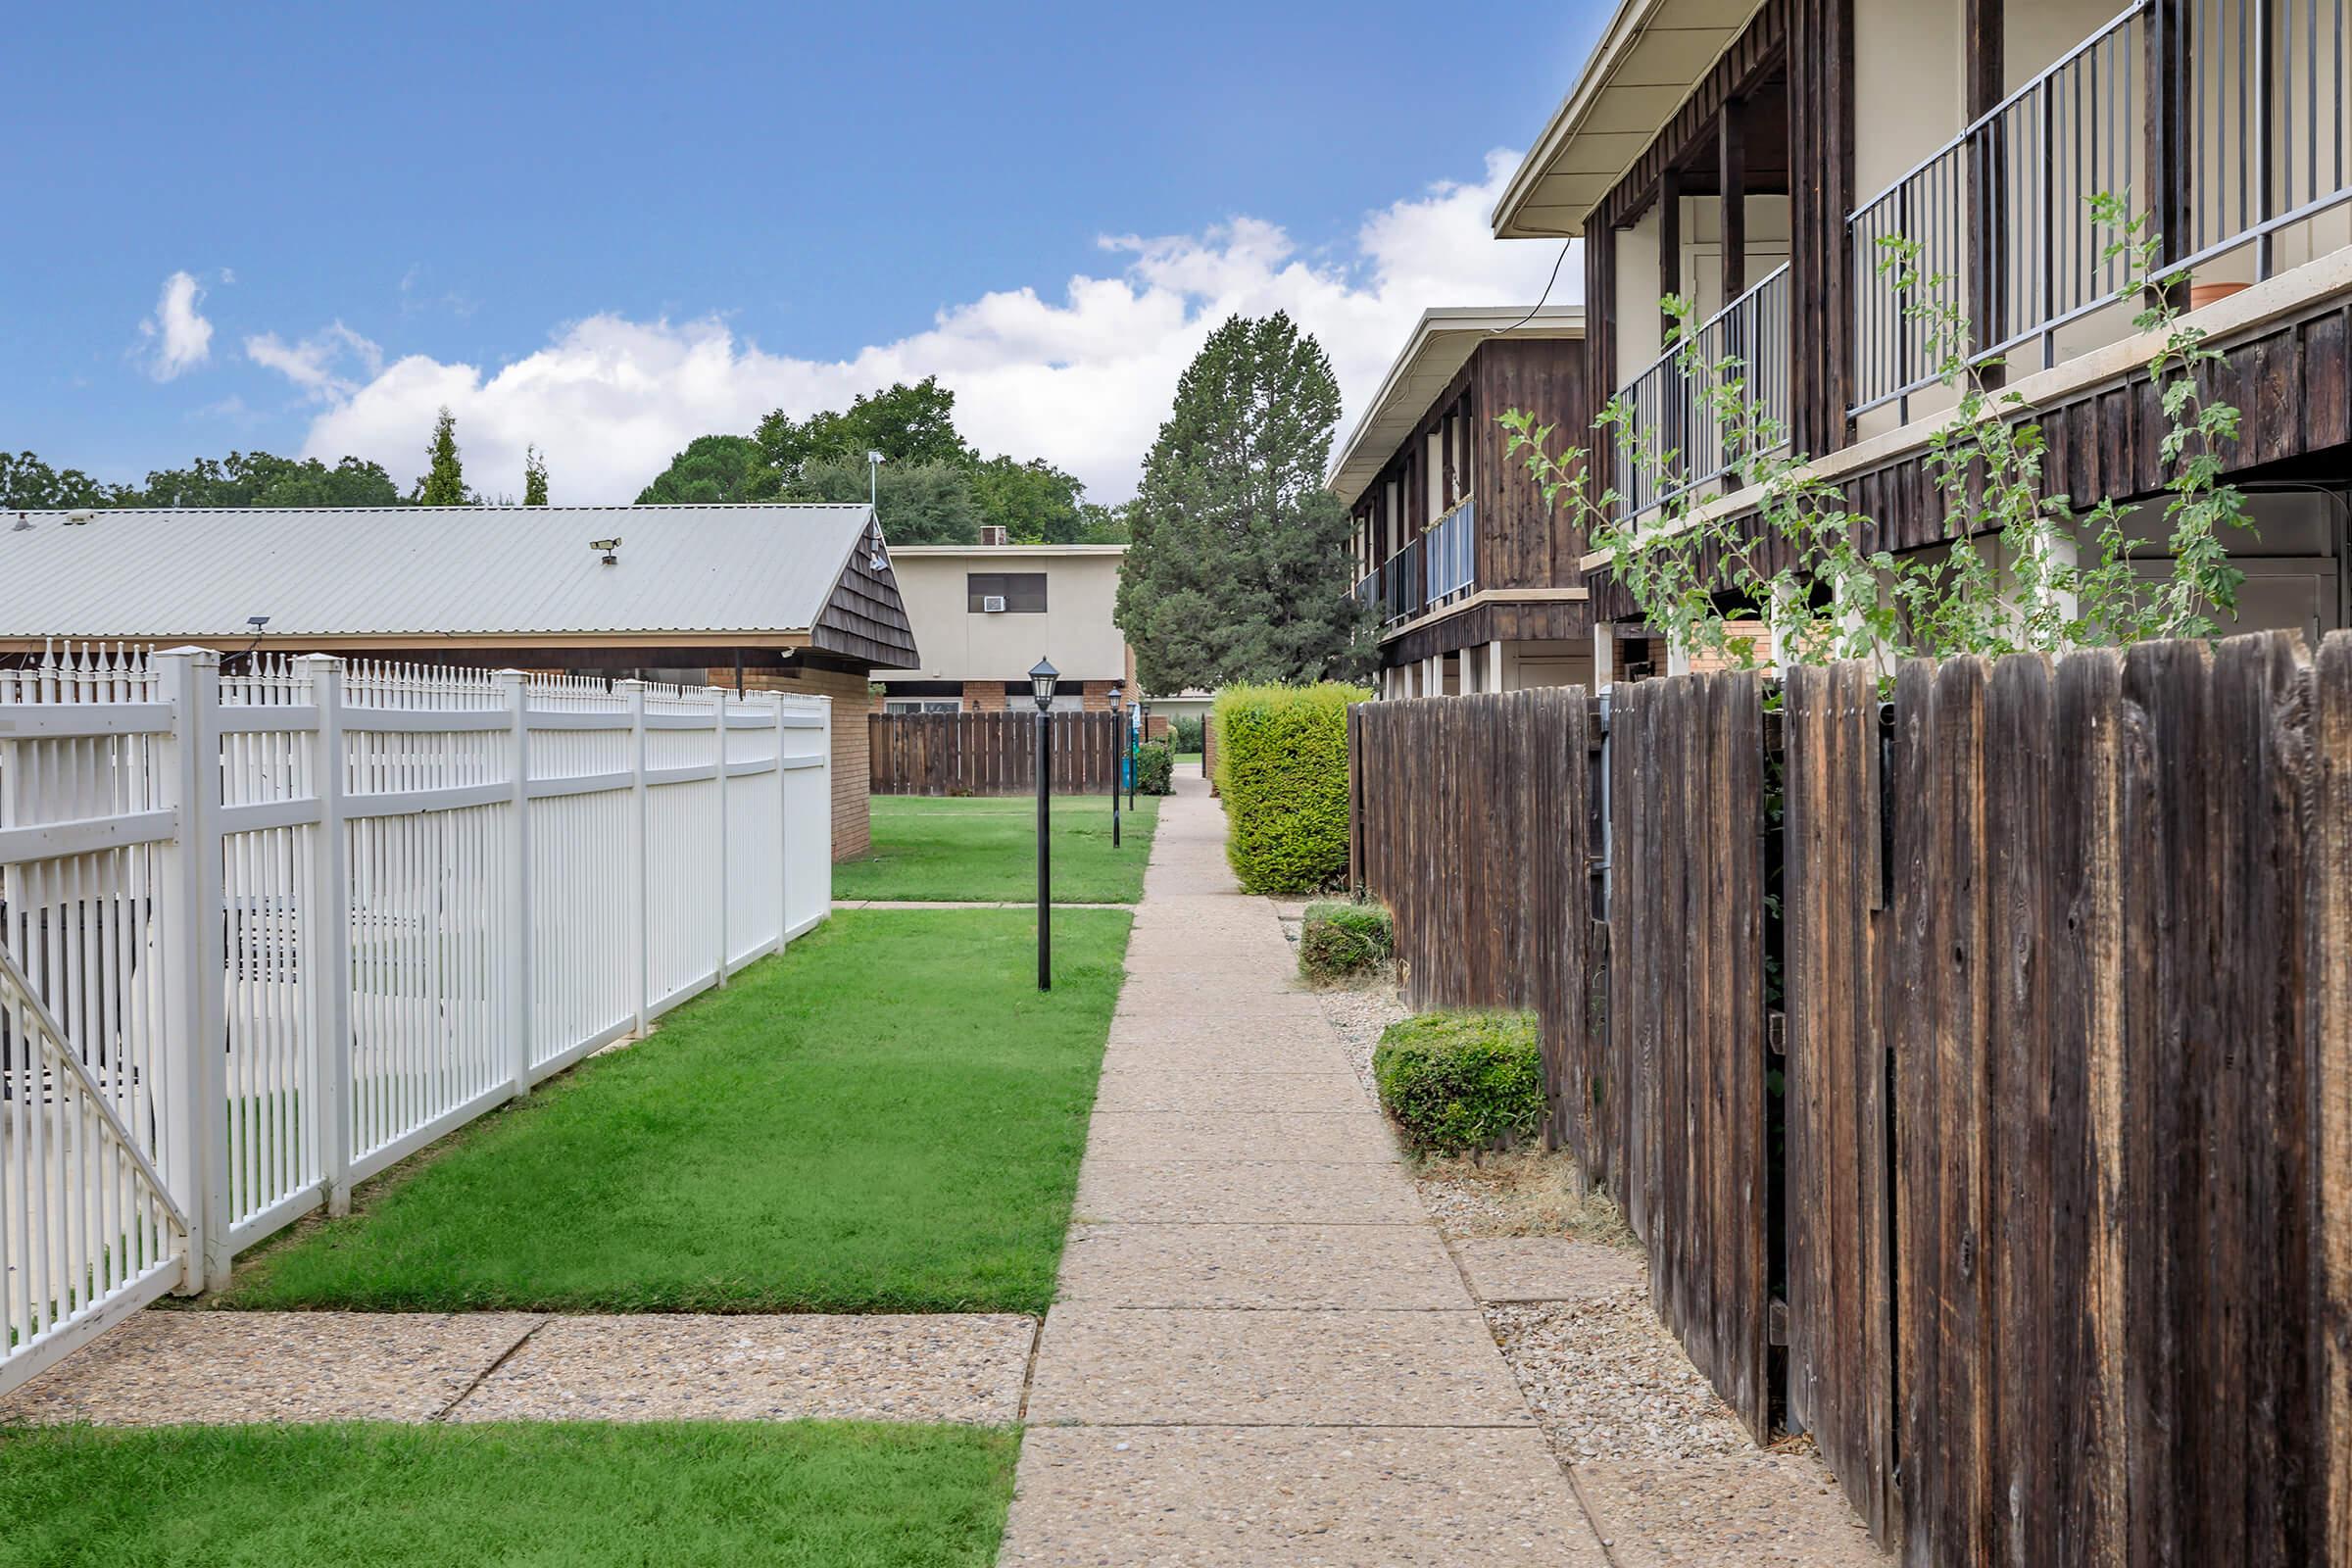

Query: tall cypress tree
left=417, top=407, right=467, bottom=506
left=1115, top=313, right=1371, bottom=692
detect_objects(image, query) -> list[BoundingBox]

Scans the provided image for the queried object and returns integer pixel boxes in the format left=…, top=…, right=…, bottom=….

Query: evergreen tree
left=416, top=407, right=468, bottom=506
left=522, top=445, right=549, bottom=506
left=1115, top=313, right=1371, bottom=691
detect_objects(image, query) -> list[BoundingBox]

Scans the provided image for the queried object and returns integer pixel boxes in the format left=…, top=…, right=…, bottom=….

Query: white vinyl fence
left=0, top=647, right=831, bottom=1393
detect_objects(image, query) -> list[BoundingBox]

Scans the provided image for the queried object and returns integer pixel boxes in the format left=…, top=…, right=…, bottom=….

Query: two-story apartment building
left=1494, top=0, right=2351, bottom=661
left=1331, top=306, right=1600, bottom=699
left=870, top=532, right=1138, bottom=711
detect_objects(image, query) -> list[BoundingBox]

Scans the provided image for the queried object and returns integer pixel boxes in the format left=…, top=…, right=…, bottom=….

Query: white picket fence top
left=0, top=644, right=831, bottom=1393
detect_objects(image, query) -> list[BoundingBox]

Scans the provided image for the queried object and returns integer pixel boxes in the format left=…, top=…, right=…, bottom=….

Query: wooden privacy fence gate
left=1348, top=628, right=2352, bottom=1567
left=0, top=647, right=833, bottom=1396
left=870, top=710, right=1126, bottom=796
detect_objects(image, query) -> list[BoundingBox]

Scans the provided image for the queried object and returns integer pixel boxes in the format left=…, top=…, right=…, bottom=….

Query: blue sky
left=4, top=1, right=1604, bottom=502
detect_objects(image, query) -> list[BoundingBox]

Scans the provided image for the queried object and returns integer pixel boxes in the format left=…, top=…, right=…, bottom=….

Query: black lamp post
left=1106, top=681, right=1124, bottom=849
left=1030, top=658, right=1058, bottom=991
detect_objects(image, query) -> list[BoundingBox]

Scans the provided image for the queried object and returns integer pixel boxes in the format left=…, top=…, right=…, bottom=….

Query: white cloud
left=244, top=322, right=383, bottom=402
left=139, top=271, right=215, bottom=381
left=270, top=151, right=1575, bottom=505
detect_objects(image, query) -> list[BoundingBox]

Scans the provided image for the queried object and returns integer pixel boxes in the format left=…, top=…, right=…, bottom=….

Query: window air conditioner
left=982, top=595, right=1007, bottom=612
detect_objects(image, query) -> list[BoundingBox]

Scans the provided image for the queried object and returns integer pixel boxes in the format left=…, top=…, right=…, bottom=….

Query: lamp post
left=1030, top=658, right=1058, bottom=991
left=1106, top=682, right=1123, bottom=849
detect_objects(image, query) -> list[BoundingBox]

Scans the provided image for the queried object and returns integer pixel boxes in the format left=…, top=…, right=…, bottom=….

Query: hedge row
left=1211, top=682, right=1367, bottom=896
left=1371, top=1011, right=1544, bottom=1153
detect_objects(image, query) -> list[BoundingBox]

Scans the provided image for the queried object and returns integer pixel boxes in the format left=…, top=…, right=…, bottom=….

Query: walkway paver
left=1000, top=775, right=1613, bottom=1564
left=0, top=1310, right=1034, bottom=1429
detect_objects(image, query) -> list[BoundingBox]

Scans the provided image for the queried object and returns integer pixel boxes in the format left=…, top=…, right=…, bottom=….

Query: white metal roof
left=887, top=544, right=1127, bottom=558
left=1327, top=306, right=1585, bottom=511
left=0, top=503, right=878, bottom=643
left=1491, top=0, right=1768, bottom=238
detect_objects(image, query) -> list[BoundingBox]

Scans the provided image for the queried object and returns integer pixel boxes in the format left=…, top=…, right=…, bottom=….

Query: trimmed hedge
left=1134, top=740, right=1174, bottom=796
left=1298, top=900, right=1393, bottom=984
left=1169, top=714, right=1205, bottom=754
left=1212, top=682, right=1367, bottom=895
left=1372, top=1011, right=1544, bottom=1153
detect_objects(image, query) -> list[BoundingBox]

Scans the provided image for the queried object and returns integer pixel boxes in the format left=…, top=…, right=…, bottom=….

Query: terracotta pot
left=2188, top=280, right=2252, bottom=311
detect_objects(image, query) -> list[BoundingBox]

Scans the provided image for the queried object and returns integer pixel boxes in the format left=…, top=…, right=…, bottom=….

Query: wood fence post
left=156, top=647, right=228, bottom=1292
left=622, top=679, right=649, bottom=1035
left=498, top=670, right=531, bottom=1099
left=301, top=656, right=357, bottom=1213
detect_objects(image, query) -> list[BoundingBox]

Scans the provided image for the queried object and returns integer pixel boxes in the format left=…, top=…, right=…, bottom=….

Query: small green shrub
left=1372, top=1011, right=1544, bottom=1154
left=1170, top=714, right=1205, bottom=754
left=1212, top=682, right=1367, bottom=895
left=1134, top=740, right=1174, bottom=796
left=1298, top=900, right=1393, bottom=983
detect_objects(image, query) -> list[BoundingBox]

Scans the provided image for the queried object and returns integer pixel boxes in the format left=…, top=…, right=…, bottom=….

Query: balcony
left=1356, top=497, right=1479, bottom=629
left=1848, top=0, right=2352, bottom=420
left=1616, top=265, right=1792, bottom=519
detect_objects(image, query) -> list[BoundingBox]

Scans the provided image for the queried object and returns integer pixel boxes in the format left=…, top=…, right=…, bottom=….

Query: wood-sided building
left=0, top=502, right=917, bottom=858
left=1492, top=0, right=2352, bottom=664
left=1330, top=306, right=1597, bottom=698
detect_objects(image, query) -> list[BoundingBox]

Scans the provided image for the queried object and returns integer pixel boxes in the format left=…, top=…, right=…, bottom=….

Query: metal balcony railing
left=1847, top=0, right=2351, bottom=420
left=1617, top=264, right=1792, bottom=518
left=1425, top=498, right=1476, bottom=605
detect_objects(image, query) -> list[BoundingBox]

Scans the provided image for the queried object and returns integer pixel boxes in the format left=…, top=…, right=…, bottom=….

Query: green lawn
left=208, top=908, right=1128, bottom=1313
left=0, top=1421, right=1015, bottom=1568
left=837, top=794, right=1160, bottom=903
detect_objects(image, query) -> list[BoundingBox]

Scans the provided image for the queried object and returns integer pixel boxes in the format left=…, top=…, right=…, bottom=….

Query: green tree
left=129, top=451, right=402, bottom=508
left=1, top=452, right=124, bottom=510
left=636, top=434, right=777, bottom=504
left=1116, top=313, right=1371, bottom=692
left=416, top=407, right=468, bottom=506
left=781, top=457, right=981, bottom=544
left=522, top=445, right=549, bottom=506
left=755, top=375, right=973, bottom=479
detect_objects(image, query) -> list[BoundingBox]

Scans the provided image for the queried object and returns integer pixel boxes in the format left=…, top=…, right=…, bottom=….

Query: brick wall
left=715, top=664, right=874, bottom=860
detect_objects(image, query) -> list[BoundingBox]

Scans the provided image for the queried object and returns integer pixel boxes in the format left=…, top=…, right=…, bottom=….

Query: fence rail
left=869, top=710, right=1147, bottom=796
left=1, top=646, right=831, bottom=1395
left=1348, top=627, right=2352, bottom=1565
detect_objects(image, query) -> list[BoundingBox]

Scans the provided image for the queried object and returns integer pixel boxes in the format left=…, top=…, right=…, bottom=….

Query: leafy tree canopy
left=1115, top=312, right=1371, bottom=692
left=3, top=448, right=403, bottom=511
left=756, top=376, right=973, bottom=478
left=2, top=451, right=127, bottom=511
left=779, top=457, right=981, bottom=545
left=635, top=434, right=776, bottom=505
left=636, top=375, right=1130, bottom=546
left=522, top=445, right=549, bottom=506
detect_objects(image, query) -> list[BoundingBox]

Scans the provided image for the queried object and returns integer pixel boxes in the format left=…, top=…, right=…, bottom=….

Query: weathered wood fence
left=869, top=710, right=1122, bottom=795
left=1348, top=629, right=2352, bottom=1566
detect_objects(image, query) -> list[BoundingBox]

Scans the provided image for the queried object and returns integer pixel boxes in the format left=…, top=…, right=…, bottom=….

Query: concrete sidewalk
left=1000, top=776, right=1613, bottom=1566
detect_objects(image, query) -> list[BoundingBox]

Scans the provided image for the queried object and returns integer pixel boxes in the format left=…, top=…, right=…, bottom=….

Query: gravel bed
left=1311, top=979, right=1746, bottom=1466
left=1311, top=979, right=1411, bottom=1090
left=1486, top=1293, right=1752, bottom=1464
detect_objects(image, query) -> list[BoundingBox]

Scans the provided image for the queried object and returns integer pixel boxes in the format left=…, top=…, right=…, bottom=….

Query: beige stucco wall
left=875, top=548, right=1130, bottom=686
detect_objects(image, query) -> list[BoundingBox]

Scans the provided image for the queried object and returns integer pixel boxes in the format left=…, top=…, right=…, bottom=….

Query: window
left=1005, top=694, right=1084, bottom=712
left=967, top=571, right=1049, bottom=612
left=883, top=698, right=962, bottom=714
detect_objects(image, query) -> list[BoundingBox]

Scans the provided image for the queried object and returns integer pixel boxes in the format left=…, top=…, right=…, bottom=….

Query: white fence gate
left=0, top=647, right=831, bottom=1393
